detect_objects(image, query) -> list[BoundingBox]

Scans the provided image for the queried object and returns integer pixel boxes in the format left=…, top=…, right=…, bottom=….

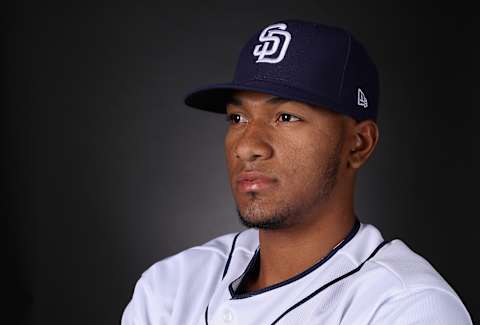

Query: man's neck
left=246, top=210, right=356, bottom=292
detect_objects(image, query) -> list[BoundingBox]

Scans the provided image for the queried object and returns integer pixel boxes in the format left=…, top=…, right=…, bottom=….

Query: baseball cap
left=184, top=19, right=379, bottom=122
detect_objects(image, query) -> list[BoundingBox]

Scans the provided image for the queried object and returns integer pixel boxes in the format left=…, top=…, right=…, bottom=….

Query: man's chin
left=237, top=209, right=289, bottom=230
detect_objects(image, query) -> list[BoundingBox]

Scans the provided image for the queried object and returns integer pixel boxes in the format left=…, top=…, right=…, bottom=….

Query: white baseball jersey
left=121, top=221, right=472, bottom=324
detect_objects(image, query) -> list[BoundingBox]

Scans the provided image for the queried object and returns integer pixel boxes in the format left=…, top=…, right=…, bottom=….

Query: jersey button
left=222, top=308, right=234, bottom=323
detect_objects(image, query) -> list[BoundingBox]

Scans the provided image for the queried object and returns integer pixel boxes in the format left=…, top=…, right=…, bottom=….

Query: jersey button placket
left=221, top=308, right=236, bottom=324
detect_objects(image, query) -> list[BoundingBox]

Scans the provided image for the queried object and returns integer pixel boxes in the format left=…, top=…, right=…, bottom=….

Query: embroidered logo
left=357, top=88, right=368, bottom=108
left=253, top=23, right=291, bottom=64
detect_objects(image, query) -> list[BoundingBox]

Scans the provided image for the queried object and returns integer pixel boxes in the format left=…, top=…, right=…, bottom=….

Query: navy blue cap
left=184, top=19, right=379, bottom=122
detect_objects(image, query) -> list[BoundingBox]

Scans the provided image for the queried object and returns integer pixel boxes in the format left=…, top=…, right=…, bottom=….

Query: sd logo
left=253, top=23, right=291, bottom=64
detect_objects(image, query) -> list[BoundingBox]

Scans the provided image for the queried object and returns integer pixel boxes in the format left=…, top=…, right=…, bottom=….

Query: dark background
left=4, top=1, right=475, bottom=324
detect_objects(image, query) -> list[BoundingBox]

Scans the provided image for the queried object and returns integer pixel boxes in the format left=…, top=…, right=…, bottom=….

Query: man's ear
left=347, top=120, right=379, bottom=169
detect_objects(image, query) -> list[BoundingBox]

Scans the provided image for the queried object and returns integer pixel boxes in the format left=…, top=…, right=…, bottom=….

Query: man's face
left=224, top=90, right=348, bottom=230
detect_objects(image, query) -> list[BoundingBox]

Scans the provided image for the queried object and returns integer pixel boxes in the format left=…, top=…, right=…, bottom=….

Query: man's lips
left=236, top=171, right=276, bottom=193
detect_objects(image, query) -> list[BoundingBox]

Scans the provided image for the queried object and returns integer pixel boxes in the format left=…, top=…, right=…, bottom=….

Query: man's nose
left=234, top=123, right=273, bottom=162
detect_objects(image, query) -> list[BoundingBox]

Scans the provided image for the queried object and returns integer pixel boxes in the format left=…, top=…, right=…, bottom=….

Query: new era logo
left=357, top=88, right=368, bottom=108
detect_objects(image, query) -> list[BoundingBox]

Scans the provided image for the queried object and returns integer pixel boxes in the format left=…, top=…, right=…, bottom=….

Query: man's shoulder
left=356, top=238, right=470, bottom=315
left=122, top=230, right=259, bottom=324
left=367, top=239, right=456, bottom=293
left=141, top=228, right=258, bottom=281
left=337, top=224, right=462, bottom=301
left=338, top=233, right=472, bottom=323
left=359, top=239, right=473, bottom=323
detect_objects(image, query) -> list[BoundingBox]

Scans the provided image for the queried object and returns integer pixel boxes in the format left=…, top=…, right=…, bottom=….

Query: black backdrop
left=4, top=1, right=475, bottom=324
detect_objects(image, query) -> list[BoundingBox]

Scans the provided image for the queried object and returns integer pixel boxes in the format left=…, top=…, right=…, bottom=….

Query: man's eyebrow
left=226, top=96, right=242, bottom=106
left=266, top=96, right=291, bottom=105
left=226, top=95, right=291, bottom=106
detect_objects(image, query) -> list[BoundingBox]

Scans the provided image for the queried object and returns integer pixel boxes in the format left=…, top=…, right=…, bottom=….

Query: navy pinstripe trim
left=206, top=231, right=241, bottom=324
left=230, top=219, right=361, bottom=299
left=204, top=305, right=209, bottom=325
left=270, top=239, right=390, bottom=324
left=222, top=232, right=241, bottom=280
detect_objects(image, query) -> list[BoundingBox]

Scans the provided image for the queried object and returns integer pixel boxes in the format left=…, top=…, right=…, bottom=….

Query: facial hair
left=237, top=138, right=343, bottom=230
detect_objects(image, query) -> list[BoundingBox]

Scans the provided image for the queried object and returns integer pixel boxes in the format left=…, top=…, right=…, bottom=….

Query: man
left=122, top=20, right=472, bottom=324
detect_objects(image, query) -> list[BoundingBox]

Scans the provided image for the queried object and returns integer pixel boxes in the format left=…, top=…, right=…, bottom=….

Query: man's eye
left=277, top=113, right=301, bottom=123
left=226, top=113, right=247, bottom=124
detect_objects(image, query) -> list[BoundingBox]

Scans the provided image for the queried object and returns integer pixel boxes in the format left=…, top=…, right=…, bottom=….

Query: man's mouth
left=236, top=171, right=276, bottom=193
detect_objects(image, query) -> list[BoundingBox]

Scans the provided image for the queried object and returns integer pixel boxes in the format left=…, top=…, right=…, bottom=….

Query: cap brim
left=184, top=79, right=341, bottom=114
